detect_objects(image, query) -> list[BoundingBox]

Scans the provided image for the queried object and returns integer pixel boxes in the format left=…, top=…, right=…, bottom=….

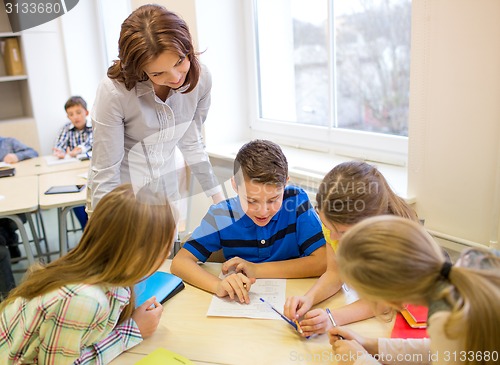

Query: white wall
left=131, top=0, right=249, bottom=146
left=408, top=0, right=500, bottom=247
left=22, top=20, right=70, bottom=155
left=22, top=0, right=109, bottom=154
left=60, top=1, right=107, bottom=107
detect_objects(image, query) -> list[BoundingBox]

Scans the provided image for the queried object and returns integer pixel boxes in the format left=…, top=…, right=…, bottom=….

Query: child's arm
left=329, top=326, right=431, bottom=365
left=222, top=245, right=327, bottom=279
left=6, top=137, right=38, bottom=162
left=53, top=126, right=70, bottom=159
left=298, top=299, right=376, bottom=337
left=171, top=248, right=255, bottom=303
left=285, top=242, right=343, bottom=320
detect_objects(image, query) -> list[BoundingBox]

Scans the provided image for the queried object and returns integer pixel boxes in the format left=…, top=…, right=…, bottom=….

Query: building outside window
left=251, top=0, right=412, bottom=162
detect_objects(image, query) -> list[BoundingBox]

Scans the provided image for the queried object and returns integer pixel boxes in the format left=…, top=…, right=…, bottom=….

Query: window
left=250, top=0, right=412, bottom=163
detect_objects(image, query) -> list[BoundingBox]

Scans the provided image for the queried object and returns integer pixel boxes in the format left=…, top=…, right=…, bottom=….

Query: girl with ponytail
left=330, top=216, right=500, bottom=365
left=285, top=161, right=419, bottom=336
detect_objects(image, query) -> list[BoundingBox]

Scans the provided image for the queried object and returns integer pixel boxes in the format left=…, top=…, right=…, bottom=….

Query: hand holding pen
left=326, top=308, right=345, bottom=340
left=260, top=298, right=307, bottom=337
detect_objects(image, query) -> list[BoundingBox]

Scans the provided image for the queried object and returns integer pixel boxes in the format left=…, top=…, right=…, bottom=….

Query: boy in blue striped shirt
left=171, top=140, right=326, bottom=303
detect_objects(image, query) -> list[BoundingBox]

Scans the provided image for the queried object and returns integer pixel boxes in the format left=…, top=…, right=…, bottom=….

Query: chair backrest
left=0, top=119, right=41, bottom=154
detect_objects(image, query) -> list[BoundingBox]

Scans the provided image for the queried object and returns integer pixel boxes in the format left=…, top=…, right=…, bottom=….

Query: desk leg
left=26, top=213, right=44, bottom=262
left=58, top=206, right=75, bottom=257
left=4, top=214, right=35, bottom=265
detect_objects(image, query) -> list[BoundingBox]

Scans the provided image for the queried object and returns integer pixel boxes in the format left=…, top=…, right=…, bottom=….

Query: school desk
left=0, top=175, right=40, bottom=263
left=110, top=260, right=394, bottom=365
left=11, top=155, right=90, bottom=177
left=38, top=168, right=87, bottom=256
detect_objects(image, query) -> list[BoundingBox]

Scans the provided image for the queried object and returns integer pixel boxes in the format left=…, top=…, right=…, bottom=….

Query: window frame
left=245, top=0, right=409, bottom=166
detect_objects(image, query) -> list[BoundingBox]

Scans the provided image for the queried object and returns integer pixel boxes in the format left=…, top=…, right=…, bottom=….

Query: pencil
left=293, top=319, right=304, bottom=334
left=326, top=308, right=344, bottom=339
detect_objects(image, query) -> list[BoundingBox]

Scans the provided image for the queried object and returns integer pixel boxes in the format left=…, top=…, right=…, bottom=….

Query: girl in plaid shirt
left=0, top=184, right=176, bottom=364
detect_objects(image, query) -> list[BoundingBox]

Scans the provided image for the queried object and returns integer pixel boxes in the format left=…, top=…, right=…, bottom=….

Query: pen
left=326, top=308, right=344, bottom=339
left=259, top=297, right=298, bottom=331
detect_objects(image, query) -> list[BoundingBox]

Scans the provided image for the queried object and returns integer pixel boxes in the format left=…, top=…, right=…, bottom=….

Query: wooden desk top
left=111, top=261, right=393, bottom=365
left=13, top=156, right=90, bottom=177
left=38, top=169, right=88, bottom=210
left=0, top=175, right=38, bottom=215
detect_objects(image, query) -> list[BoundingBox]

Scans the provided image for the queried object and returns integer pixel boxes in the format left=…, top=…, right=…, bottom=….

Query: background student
left=53, top=95, right=92, bottom=229
left=329, top=216, right=500, bottom=365
left=0, top=184, right=176, bottom=364
left=88, top=4, right=224, bottom=217
left=171, top=140, right=326, bottom=304
left=0, top=136, right=38, bottom=164
left=0, top=135, right=39, bottom=261
left=285, top=161, right=418, bottom=336
left=53, top=96, right=93, bottom=159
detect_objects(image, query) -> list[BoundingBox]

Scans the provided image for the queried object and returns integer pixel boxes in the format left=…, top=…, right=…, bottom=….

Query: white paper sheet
left=207, top=275, right=287, bottom=320
left=44, top=155, right=79, bottom=165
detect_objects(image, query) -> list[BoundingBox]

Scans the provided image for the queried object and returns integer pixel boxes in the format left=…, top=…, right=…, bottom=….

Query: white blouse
left=87, top=64, right=221, bottom=212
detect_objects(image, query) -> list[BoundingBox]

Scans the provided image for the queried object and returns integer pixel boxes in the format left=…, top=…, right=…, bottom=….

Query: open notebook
left=134, top=272, right=185, bottom=308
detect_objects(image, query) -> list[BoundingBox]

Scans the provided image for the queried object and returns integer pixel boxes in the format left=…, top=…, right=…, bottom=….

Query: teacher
left=87, top=4, right=223, bottom=214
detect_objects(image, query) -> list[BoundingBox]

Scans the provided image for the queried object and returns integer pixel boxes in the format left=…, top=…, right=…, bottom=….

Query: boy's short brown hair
left=64, top=96, right=87, bottom=111
left=234, top=140, right=288, bottom=186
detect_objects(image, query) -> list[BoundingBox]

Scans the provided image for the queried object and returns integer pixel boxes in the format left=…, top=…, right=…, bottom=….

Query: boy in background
left=53, top=96, right=92, bottom=229
left=53, top=96, right=93, bottom=159
left=171, top=140, right=326, bottom=303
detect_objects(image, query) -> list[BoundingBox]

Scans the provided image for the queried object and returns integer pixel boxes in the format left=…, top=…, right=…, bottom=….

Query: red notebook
left=400, top=304, right=428, bottom=328
left=391, top=312, right=429, bottom=339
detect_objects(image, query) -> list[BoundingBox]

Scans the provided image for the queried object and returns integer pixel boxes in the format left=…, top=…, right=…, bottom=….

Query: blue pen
left=326, top=308, right=344, bottom=340
left=259, top=297, right=297, bottom=330
left=259, top=297, right=309, bottom=338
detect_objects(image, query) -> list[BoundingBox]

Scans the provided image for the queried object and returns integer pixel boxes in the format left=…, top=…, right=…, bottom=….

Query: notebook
left=134, top=271, right=185, bottom=308
left=400, top=304, right=428, bottom=328
left=0, top=165, right=15, bottom=178
left=135, top=348, right=194, bottom=364
left=391, top=312, right=429, bottom=339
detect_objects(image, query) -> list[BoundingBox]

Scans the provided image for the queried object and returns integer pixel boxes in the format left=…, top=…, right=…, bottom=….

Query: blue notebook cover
left=134, top=272, right=185, bottom=308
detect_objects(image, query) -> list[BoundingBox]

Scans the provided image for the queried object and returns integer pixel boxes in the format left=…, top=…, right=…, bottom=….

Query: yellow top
left=322, top=224, right=339, bottom=252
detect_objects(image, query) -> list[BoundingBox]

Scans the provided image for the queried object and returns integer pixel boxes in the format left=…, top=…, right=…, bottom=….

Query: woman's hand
left=215, top=272, right=256, bottom=304
left=132, top=296, right=163, bottom=339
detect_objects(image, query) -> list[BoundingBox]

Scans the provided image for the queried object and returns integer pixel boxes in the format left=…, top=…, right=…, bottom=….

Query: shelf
left=0, top=32, right=21, bottom=38
left=0, top=75, right=28, bottom=82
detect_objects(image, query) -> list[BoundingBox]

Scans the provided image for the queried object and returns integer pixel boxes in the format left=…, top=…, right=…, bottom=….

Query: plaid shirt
left=54, top=121, right=93, bottom=154
left=0, top=284, right=142, bottom=364
left=0, top=137, right=38, bottom=162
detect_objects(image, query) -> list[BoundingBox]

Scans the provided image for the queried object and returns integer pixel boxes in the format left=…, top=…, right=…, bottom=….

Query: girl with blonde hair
left=285, top=161, right=418, bottom=336
left=330, top=215, right=500, bottom=365
left=0, top=184, right=176, bottom=364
